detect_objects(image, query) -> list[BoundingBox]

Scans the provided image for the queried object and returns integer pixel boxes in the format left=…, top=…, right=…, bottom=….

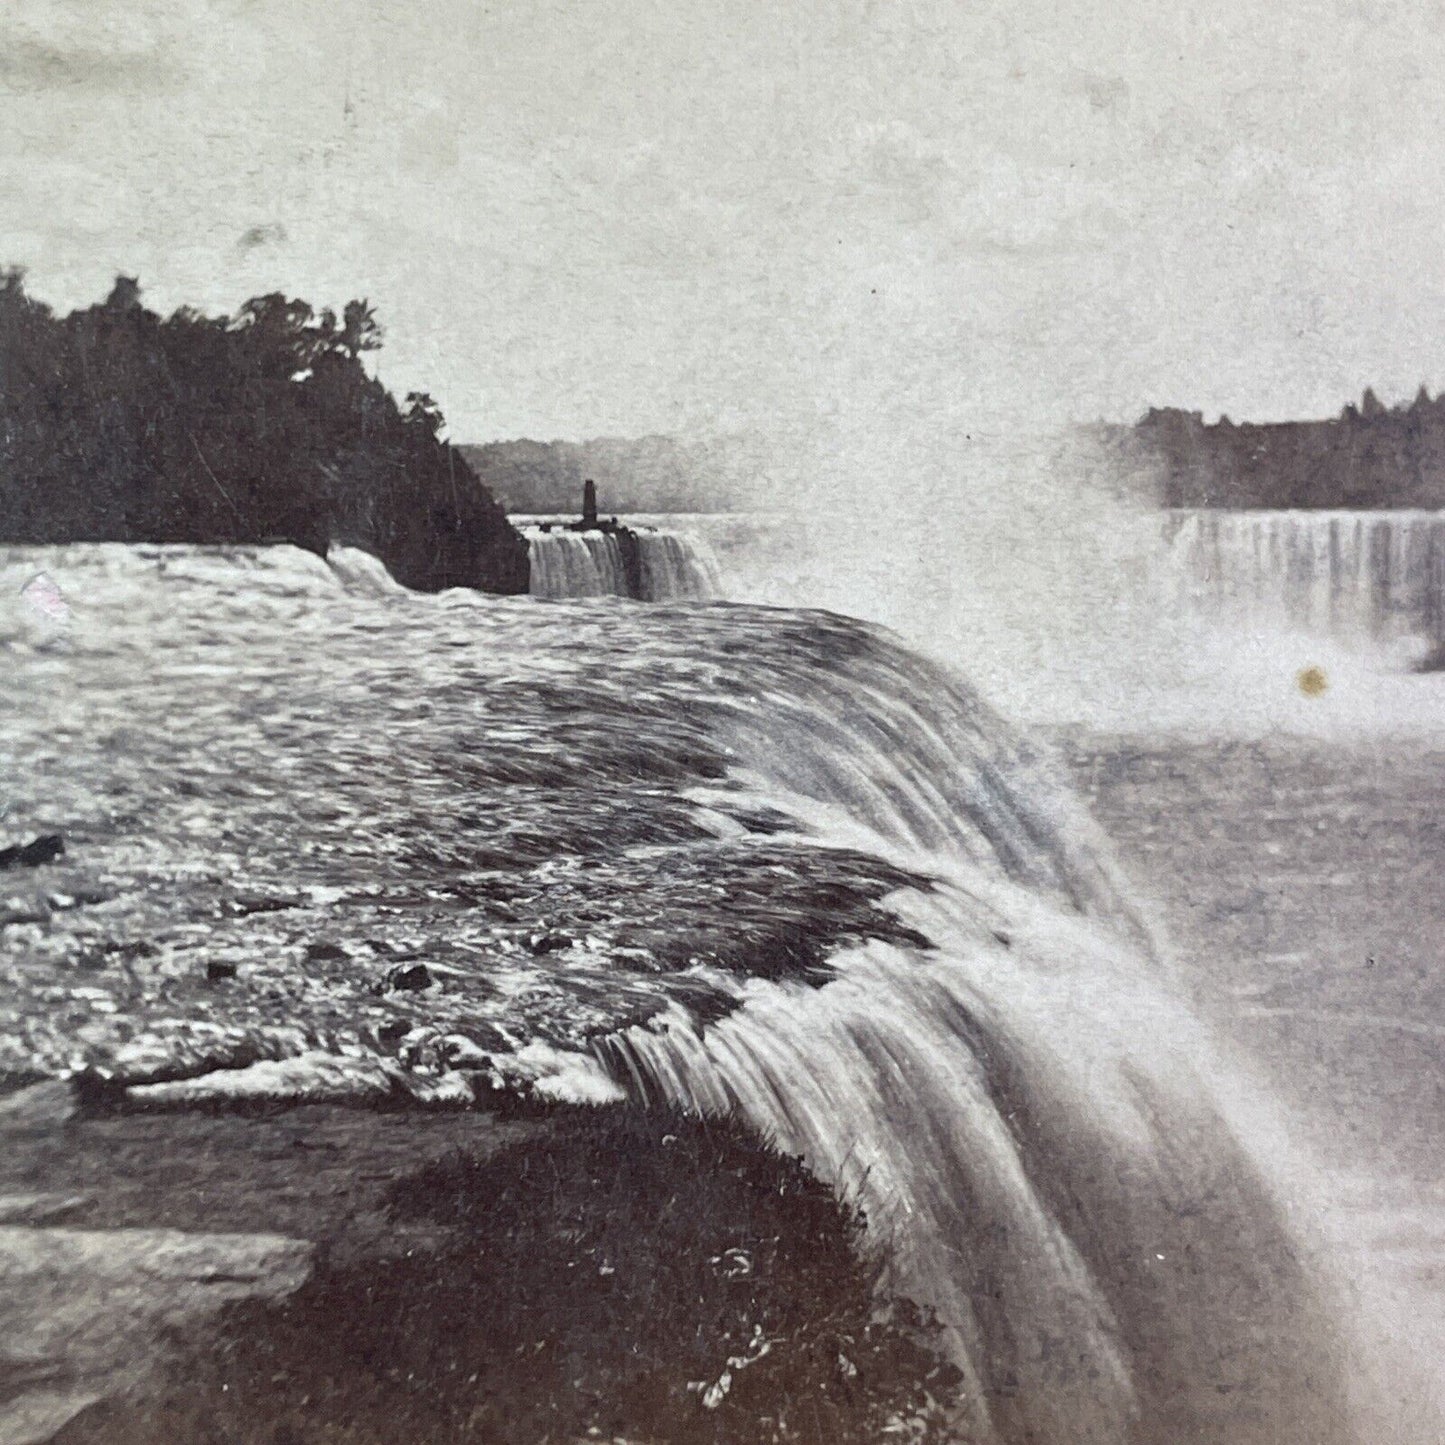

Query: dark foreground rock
left=0, top=1093, right=540, bottom=1444
left=27, top=1105, right=956, bottom=1445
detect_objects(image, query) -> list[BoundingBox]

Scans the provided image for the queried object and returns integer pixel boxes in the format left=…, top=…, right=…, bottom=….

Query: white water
left=526, top=529, right=631, bottom=598
left=636, top=527, right=724, bottom=601
left=1168, top=508, right=1445, bottom=648
left=3, top=538, right=1427, bottom=1441
left=596, top=758, right=1349, bottom=1442
left=522, top=523, right=722, bottom=600
left=324, top=544, right=408, bottom=598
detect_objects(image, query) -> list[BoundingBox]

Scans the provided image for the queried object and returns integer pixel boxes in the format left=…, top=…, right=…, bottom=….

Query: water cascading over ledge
left=1167, top=508, right=1445, bottom=644
left=2, top=542, right=1352, bottom=1445
left=524, top=524, right=723, bottom=601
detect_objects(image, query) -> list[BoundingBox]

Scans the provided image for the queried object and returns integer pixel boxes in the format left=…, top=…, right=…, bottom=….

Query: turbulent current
left=1, top=543, right=1348, bottom=1443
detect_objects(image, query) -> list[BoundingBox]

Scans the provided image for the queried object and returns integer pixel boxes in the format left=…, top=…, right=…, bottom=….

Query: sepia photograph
left=2, top=2, right=1444, bottom=1441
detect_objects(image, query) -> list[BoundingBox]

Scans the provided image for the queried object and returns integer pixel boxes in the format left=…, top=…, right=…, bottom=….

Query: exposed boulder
left=0, top=834, right=64, bottom=870
left=379, top=963, right=434, bottom=994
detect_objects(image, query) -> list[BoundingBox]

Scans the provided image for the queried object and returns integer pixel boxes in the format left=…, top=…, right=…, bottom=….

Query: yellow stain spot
left=1297, top=665, right=1328, bottom=697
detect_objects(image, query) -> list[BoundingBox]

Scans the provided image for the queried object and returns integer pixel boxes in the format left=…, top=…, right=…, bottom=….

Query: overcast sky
left=4, top=0, right=1445, bottom=441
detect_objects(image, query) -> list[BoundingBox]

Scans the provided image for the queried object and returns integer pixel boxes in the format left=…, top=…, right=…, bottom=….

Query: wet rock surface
left=0, top=837, right=64, bottom=871
left=35, top=1108, right=955, bottom=1445
left=0, top=1084, right=540, bottom=1445
left=0, top=1223, right=311, bottom=1445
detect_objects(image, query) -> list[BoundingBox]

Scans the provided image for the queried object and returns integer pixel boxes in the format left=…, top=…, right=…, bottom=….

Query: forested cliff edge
left=0, top=273, right=528, bottom=593
left=1098, top=387, right=1445, bottom=509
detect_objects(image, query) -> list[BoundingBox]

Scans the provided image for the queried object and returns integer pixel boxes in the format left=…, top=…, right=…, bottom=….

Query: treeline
left=0, top=272, right=528, bottom=592
left=1107, top=387, right=1445, bottom=509
left=459, top=434, right=751, bottom=514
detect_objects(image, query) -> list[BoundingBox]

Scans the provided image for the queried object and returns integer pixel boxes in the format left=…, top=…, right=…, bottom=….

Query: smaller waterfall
left=1168, top=509, right=1445, bottom=644
left=524, top=524, right=723, bottom=601
left=526, top=530, right=633, bottom=599
left=326, top=545, right=407, bottom=597
left=637, top=528, right=724, bottom=600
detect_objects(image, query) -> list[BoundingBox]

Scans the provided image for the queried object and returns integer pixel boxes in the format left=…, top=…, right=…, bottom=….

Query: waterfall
left=636, top=528, right=724, bottom=600
left=600, top=905, right=1343, bottom=1444
left=1, top=541, right=1360, bottom=1442
left=325, top=544, right=406, bottom=597
left=588, top=626, right=1349, bottom=1444
left=525, top=530, right=631, bottom=598
left=1168, top=509, right=1445, bottom=644
left=524, top=524, right=722, bottom=600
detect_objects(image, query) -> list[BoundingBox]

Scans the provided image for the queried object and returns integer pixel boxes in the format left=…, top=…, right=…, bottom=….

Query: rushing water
left=1, top=542, right=1354, bottom=1442
left=670, top=507, right=1445, bottom=734
left=523, top=522, right=723, bottom=600
left=1167, top=508, right=1445, bottom=647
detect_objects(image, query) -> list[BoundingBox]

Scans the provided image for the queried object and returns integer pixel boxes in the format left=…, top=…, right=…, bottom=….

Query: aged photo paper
left=2, top=3, right=1443, bottom=1441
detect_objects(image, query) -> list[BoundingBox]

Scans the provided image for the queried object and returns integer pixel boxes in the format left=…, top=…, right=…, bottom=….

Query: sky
left=4, top=0, right=1445, bottom=441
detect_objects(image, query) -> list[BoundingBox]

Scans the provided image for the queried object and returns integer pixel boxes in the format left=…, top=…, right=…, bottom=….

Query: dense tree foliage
left=1109, top=388, right=1445, bottom=510
left=0, top=272, right=528, bottom=592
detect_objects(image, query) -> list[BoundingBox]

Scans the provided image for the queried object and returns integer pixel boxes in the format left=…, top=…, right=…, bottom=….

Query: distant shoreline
left=1092, top=389, right=1445, bottom=510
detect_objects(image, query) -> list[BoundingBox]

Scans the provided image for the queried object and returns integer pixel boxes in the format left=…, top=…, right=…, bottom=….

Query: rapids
left=1, top=541, right=1348, bottom=1442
